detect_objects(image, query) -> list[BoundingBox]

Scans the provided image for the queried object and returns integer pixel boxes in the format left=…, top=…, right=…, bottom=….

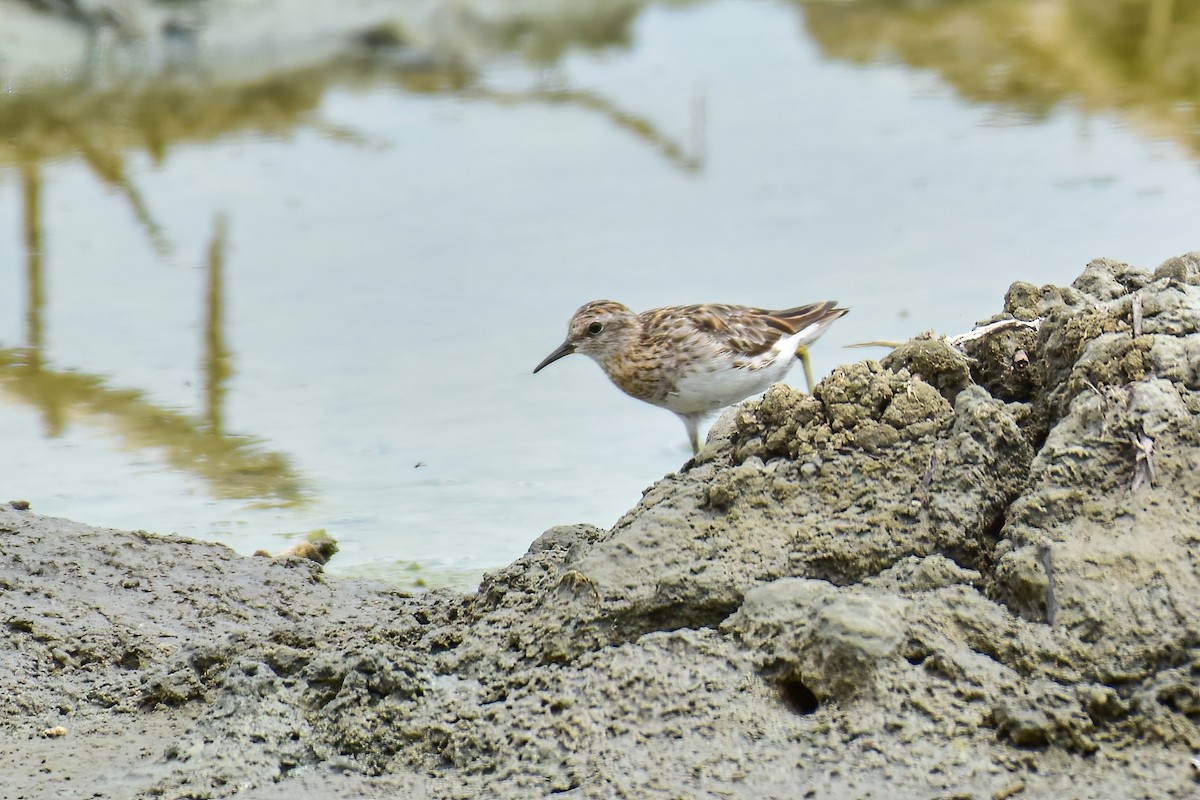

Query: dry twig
left=1131, top=426, right=1157, bottom=492
left=944, top=318, right=1041, bottom=347
left=848, top=318, right=1041, bottom=351
left=1037, top=541, right=1057, bottom=627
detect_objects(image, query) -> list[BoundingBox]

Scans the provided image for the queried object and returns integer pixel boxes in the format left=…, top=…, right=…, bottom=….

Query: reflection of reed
left=71, top=130, right=171, bottom=256
left=203, top=213, right=231, bottom=434
left=342, top=50, right=708, bottom=172
left=335, top=46, right=708, bottom=172
left=5, top=195, right=307, bottom=507
left=20, top=161, right=44, bottom=364
left=1143, top=0, right=1177, bottom=60
left=1, top=40, right=706, bottom=182
left=469, top=85, right=707, bottom=173
left=796, top=0, right=1200, bottom=157
left=0, top=348, right=307, bottom=506
left=0, top=74, right=328, bottom=256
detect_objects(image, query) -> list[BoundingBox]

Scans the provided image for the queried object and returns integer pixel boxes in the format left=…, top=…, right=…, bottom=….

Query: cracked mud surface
left=4, top=255, right=1200, bottom=798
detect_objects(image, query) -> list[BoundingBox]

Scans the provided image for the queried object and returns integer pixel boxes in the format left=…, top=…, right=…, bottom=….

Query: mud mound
left=3, top=255, right=1200, bottom=799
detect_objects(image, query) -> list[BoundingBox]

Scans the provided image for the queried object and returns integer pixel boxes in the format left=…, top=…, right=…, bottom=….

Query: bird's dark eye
left=587, top=321, right=604, bottom=336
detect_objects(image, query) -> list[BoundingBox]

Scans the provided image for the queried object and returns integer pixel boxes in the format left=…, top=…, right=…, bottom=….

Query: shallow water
left=1, top=0, right=1198, bottom=589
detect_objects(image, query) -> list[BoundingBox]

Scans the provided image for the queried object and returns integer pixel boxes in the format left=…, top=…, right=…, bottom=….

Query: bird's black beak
left=533, top=341, right=576, bottom=373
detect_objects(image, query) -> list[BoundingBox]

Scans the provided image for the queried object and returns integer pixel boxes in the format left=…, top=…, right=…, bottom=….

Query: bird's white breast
left=661, top=329, right=805, bottom=415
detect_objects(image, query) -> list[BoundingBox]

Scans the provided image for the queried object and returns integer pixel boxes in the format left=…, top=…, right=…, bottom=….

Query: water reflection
left=798, top=0, right=1200, bottom=155
left=1, top=0, right=1198, bottom=550
left=4, top=164, right=306, bottom=506
left=0, top=347, right=309, bottom=504
left=1, top=0, right=703, bottom=169
left=0, top=0, right=709, bottom=512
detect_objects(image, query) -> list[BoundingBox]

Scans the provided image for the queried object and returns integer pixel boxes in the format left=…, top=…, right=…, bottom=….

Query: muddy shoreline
left=4, top=255, right=1200, bottom=799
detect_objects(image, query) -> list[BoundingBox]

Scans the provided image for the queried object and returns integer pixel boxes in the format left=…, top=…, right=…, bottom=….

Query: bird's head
left=533, top=300, right=637, bottom=373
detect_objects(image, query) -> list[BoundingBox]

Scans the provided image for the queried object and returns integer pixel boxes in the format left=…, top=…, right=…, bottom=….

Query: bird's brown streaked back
left=641, top=302, right=847, bottom=360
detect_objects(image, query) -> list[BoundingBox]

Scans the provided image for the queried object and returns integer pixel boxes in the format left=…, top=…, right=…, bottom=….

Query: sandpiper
left=533, top=300, right=849, bottom=454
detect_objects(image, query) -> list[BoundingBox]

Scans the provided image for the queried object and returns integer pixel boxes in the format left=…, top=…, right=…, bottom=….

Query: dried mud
left=4, top=255, right=1200, bottom=799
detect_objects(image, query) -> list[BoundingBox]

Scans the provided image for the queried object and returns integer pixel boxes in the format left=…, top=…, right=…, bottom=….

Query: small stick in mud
left=943, top=317, right=1040, bottom=347
left=1037, top=541, right=1057, bottom=626
left=918, top=447, right=941, bottom=503
left=846, top=318, right=1041, bottom=351
left=1130, top=426, right=1157, bottom=492
left=1132, top=291, right=1144, bottom=337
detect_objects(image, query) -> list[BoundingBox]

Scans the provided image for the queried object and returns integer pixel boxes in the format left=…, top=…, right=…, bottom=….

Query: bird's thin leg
left=796, top=343, right=816, bottom=394
left=681, top=415, right=701, bottom=455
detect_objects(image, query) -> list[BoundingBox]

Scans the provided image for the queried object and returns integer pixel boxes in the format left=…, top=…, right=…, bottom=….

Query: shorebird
left=534, top=300, right=848, bottom=453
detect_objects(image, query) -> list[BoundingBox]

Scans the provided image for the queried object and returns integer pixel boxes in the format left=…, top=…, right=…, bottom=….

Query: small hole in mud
left=780, top=677, right=819, bottom=715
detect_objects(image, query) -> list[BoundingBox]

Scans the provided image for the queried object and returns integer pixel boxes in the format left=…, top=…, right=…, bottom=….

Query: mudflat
left=3, top=255, right=1199, bottom=799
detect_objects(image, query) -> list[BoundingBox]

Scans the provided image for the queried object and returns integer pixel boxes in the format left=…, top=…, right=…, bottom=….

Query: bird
left=533, top=300, right=849, bottom=454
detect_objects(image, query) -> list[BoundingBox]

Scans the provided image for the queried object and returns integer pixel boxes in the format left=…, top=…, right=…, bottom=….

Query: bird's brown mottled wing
left=764, top=301, right=848, bottom=337
left=641, top=304, right=790, bottom=358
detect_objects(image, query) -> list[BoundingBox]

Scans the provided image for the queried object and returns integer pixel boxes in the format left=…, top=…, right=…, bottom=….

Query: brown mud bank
left=4, top=255, right=1200, bottom=799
